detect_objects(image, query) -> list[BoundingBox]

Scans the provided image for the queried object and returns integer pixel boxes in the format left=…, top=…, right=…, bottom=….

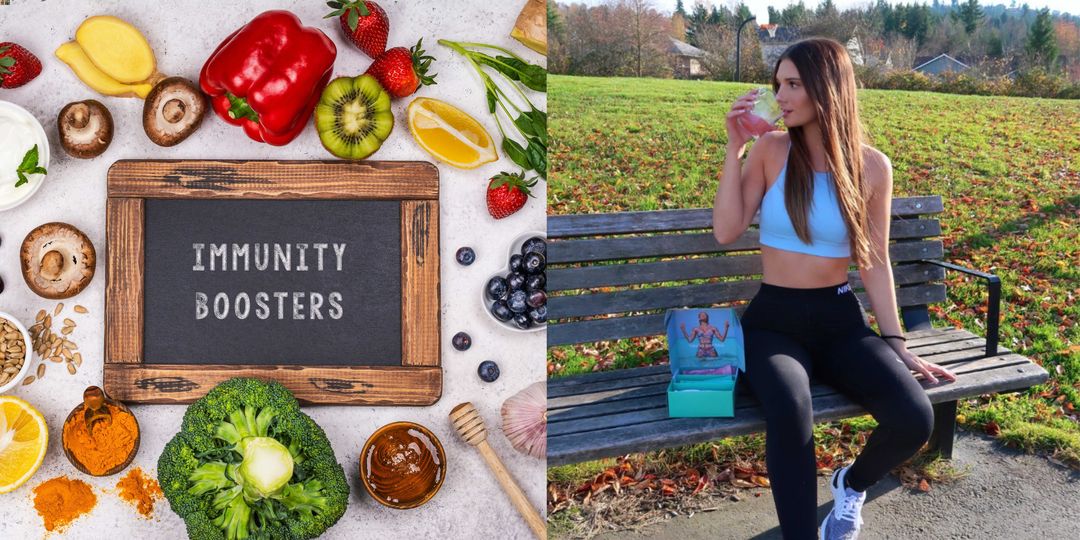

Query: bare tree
left=617, top=0, right=673, bottom=78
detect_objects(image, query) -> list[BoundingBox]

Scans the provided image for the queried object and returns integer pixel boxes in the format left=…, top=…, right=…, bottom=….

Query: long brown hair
left=772, top=38, right=874, bottom=268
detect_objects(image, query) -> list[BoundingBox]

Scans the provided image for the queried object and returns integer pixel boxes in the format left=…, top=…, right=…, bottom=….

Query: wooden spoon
left=83, top=386, right=112, bottom=435
left=449, top=402, right=545, bottom=539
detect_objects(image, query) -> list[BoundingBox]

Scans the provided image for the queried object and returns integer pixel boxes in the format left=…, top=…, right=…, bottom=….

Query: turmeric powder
left=116, top=467, right=163, bottom=517
left=62, top=403, right=138, bottom=475
left=32, top=476, right=97, bottom=532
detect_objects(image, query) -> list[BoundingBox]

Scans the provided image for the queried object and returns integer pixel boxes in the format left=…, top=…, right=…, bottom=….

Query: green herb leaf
left=14, top=145, right=45, bottom=188
left=502, top=138, right=530, bottom=171
left=514, top=114, right=539, bottom=139
left=495, top=56, right=546, bottom=92
left=485, top=88, right=497, bottom=114
left=526, top=139, right=546, bottom=178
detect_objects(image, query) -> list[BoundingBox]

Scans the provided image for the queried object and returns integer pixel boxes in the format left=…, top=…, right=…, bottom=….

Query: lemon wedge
left=0, top=396, right=48, bottom=494
left=407, top=97, right=498, bottom=169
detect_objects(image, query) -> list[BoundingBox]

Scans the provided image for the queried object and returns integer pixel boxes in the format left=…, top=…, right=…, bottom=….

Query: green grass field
left=547, top=75, right=1080, bottom=511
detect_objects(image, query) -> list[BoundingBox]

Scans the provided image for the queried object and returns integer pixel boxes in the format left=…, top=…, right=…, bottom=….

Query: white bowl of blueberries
left=482, top=232, right=547, bottom=332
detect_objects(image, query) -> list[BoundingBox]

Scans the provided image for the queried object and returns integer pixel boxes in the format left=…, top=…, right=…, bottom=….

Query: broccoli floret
left=157, top=378, right=349, bottom=540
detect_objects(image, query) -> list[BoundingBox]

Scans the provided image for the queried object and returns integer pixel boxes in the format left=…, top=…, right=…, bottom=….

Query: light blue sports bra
left=758, top=144, right=851, bottom=258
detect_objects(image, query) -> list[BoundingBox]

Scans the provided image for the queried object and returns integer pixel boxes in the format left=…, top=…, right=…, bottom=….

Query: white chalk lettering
left=232, top=244, right=250, bottom=271
left=210, top=244, right=227, bottom=271
left=292, top=292, right=305, bottom=320
left=234, top=293, right=251, bottom=319
left=195, top=292, right=208, bottom=319
left=328, top=292, right=343, bottom=319
left=253, top=243, right=270, bottom=271
left=296, top=243, right=309, bottom=271
left=333, top=243, right=346, bottom=271
left=313, top=243, right=328, bottom=271
left=192, top=243, right=206, bottom=271
left=273, top=292, right=288, bottom=319
left=273, top=244, right=291, bottom=271
left=255, top=292, right=270, bottom=320
left=309, top=292, right=324, bottom=319
left=213, top=293, right=229, bottom=320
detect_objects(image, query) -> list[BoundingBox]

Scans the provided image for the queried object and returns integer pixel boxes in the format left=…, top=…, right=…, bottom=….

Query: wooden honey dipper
left=449, top=402, right=546, bottom=539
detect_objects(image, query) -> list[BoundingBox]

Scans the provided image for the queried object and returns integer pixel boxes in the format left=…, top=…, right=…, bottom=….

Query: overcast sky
left=569, top=1, right=1075, bottom=23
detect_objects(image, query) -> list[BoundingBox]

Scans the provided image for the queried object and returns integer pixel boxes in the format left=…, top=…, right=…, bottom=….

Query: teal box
left=664, top=308, right=745, bottom=418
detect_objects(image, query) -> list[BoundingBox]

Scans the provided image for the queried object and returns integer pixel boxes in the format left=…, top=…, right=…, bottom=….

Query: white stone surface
left=0, top=1, right=546, bottom=538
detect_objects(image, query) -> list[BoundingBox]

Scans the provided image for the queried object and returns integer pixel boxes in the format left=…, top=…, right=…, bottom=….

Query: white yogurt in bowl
left=0, top=100, right=50, bottom=211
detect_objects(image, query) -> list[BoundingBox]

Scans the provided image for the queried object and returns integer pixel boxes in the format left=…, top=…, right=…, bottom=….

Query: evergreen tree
left=1026, top=8, right=1059, bottom=68
left=958, top=0, right=984, bottom=34
left=768, top=6, right=780, bottom=25
left=675, top=0, right=687, bottom=18
left=818, top=0, right=839, bottom=19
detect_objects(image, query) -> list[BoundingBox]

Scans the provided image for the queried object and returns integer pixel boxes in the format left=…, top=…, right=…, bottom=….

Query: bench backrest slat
left=548, top=196, right=944, bottom=237
left=547, top=196, right=947, bottom=347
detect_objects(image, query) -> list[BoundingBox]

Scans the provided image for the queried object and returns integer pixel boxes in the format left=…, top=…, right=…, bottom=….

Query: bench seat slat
left=547, top=259, right=945, bottom=292
left=547, top=353, right=1047, bottom=465
left=548, top=197, right=944, bottom=238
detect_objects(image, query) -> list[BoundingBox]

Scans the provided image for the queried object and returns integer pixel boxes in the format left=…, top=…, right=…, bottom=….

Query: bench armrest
left=919, top=259, right=1001, bottom=357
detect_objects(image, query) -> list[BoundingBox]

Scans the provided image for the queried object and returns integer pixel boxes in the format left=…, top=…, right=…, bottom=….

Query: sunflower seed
left=49, top=356, right=63, bottom=363
left=37, top=364, right=45, bottom=378
left=67, top=363, right=77, bottom=375
left=36, top=310, right=46, bottom=322
left=54, top=303, right=63, bottom=316
left=3, top=366, right=17, bottom=374
left=22, top=375, right=35, bottom=385
left=61, top=327, right=74, bottom=335
left=74, top=305, right=88, bottom=314
left=73, top=353, right=82, bottom=367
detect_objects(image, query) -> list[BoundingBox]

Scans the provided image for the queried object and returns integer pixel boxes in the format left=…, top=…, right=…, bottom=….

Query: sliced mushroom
left=58, top=100, right=114, bottom=159
left=143, top=77, right=207, bottom=147
left=20, top=223, right=96, bottom=300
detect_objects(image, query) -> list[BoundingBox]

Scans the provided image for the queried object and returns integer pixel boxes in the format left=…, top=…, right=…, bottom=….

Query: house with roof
left=913, top=54, right=971, bottom=76
left=757, top=26, right=802, bottom=69
left=669, top=37, right=707, bottom=79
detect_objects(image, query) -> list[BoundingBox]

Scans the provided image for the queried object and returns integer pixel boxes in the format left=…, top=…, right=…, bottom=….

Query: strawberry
left=366, top=39, right=437, bottom=99
left=326, top=1, right=389, bottom=58
left=486, top=171, right=537, bottom=220
left=0, top=43, right=42, bottom=89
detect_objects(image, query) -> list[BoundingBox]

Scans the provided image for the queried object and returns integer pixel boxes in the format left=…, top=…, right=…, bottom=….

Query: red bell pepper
left=200, top=11, right=336, bottom=146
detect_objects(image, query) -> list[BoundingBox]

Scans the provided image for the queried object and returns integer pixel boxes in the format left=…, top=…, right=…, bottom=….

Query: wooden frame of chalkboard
left=103, top=160, right=440, bottom=406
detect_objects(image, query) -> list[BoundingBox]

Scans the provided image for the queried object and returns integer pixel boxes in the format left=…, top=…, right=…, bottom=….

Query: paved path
left=596, top=431, right=1080, bottom=539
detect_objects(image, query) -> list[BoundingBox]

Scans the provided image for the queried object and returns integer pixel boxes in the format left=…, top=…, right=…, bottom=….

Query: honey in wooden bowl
left=360, top=421, right=445, bottom=509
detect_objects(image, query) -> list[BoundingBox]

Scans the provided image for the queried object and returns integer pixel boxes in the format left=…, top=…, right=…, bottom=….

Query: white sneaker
left=819, top=465, right=866, bottom=540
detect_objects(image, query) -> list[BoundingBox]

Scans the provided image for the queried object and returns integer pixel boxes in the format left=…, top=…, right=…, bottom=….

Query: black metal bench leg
left=927, top=400, right=957, bottom=459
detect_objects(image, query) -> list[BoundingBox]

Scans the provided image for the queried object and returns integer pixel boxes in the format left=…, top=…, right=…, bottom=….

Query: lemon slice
left=0, top=396, right=48, bottom=494
left=407, top=97, right=498, bottom=169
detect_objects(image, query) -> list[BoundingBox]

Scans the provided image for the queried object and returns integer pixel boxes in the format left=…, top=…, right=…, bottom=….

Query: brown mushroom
left=20, top=223, right=96, bottom=300
left=143, top=77, right=207, bottom=147
left=58, top=100, right=114, bottom=159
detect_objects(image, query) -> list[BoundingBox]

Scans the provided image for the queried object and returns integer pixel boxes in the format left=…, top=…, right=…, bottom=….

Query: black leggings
left=740, top=282, right=934, bottom=539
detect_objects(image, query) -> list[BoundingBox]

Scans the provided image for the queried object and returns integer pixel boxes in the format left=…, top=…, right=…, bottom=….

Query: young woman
left=712, top=38, right=957, bottom=539
left=680, top=311, right=731, bottom=358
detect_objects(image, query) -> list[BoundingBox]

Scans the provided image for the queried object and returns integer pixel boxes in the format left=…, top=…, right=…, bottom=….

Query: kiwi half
left=315, top=75, right=394, bottom=160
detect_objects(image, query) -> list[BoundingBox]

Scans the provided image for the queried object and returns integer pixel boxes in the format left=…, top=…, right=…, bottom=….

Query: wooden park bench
left=546, top=195, right=1049, bottom=466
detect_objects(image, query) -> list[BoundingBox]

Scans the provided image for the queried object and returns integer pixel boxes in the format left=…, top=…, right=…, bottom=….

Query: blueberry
left=521, top=236, right=546, bottom=257
left=507, top=272, right=526, bottom=292
left=508, top=290, right=528, bottom=313
left=512, top=313, right=532, bottom=329
left=478, top=360, right=500, bottom=382
left=508, top=254, right=524, bottom=273
left=523, top=252, right=546, bottom=274
left=525, top=273, right=546, bottom=292
left=452, top=332, right=472, bottom=351
left=486, top=276, right=509, bottom=301
left=527, top=305, right=548, bottom=324
left=490, top=300, right=513, bottom=321
left=527, top=290, right=547, bottom=308
left=456, top=247, right=476, bottom=266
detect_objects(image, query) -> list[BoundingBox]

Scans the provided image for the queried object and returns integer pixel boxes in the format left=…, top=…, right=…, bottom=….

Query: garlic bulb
left=501, top=381, right=546, bottom=459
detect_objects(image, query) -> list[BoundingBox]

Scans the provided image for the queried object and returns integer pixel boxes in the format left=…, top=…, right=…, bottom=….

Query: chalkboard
left=142, top=199, right=402, bottom=366
left=103, top=160, right=441, bottom=406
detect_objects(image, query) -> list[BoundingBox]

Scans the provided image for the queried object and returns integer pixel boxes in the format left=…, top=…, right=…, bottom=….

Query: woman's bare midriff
left=761, top=246, right=850, bottom=288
